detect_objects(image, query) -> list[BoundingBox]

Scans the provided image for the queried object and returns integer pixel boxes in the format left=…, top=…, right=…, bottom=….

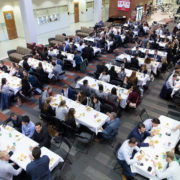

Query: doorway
left=3, top=11, right=18, bottom=40
left=74, top=2, right=79, bottom=23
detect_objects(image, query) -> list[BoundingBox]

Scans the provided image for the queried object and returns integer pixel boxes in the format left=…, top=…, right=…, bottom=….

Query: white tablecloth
left=106, top=64, right=150, bottom=86
left=76, top=76, right=129, bottom=108
left=149, top=41, right=167, bottom=48
left=131, top=115, right=180, bottom=179
left=50, top=95, right=109, bottom=134
left=0, top=70, right=21, bottom=94
left=84, top=37, right=95, bottom=42
left=48, top=49, right=59, bottom=56
left=116, top=54, right=161, bottom=75
left=160, top=35, right=172, bottom=40
left=19, top=58, right=54, bottom=74
left=0, top=125, right=63, bottom=171
left=131, top=47, right=167, bottom=58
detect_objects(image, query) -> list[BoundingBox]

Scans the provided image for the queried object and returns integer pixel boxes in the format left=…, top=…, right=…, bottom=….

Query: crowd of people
left=0, top=15, right=180, bottom=180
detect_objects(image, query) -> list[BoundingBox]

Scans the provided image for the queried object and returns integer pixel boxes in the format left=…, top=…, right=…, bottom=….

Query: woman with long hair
left=0, top=78, right=14, bottom=97
left=128, top=71, right=138, bottom=86
left=76, top=91, right=87, bottom=105
left=56, top=100, right=69, bottom=121
left=65, top=108, right=77, bottom=129
left=89, top=96, right=101, bottom=111
left=41, top=97, right=55, bottom=116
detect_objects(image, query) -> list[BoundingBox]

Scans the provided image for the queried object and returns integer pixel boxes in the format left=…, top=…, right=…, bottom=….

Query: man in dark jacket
left=26, top=147, right=51, bottom=180
left=128, top=122, right=153, bottom=147
left=3, top=113, right=22, bottom=132
left=32, top=122, right=51, bottom=148
left=82, top=44, right=94, bottom=61
left=130, top=55, right=139, bottom=69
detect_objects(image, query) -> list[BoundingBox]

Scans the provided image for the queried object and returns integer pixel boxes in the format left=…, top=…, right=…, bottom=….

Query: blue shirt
left=26, top=155, right=51, bottom=180
left=102, top=118, right=120, bottom=139
left=22, top=121, right=35, bottom=138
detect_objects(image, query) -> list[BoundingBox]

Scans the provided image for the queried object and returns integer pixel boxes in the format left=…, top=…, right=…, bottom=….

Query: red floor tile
left=23, top=101, right=37, bottom=108
left=66, top=74, right=75, bottom=80
left=0, top=112, right=8, bottom=122
left=61, top=80, right=73, bottom=86
left=88, top=65, right=96, bottom=70
left=10, top=106, right=25, bottom=115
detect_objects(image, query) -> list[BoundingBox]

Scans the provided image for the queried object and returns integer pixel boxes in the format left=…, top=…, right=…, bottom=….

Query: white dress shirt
left=143, top=118, right=153, bottom=132
left=166, top=76, right=175, bottom=89
left=117, top=140, right=140, bottom=165
left=155, top=161, right=180, bottom=180
left=99, top=73, right=110, bottom=83
left=0, top=160, right=22, bottom=180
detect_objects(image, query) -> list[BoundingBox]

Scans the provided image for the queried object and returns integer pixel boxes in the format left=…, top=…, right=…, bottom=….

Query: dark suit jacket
left=32, top=126, right=51, bottom=148
left=131, top=58, right=139, bottom=69
left=128, top=126, right=150, bottom=147
left=61, top=88, right=76, bottom=100
left=3, top=116, right=22, bottom=131
left=26, top=155, right=51, bottom=180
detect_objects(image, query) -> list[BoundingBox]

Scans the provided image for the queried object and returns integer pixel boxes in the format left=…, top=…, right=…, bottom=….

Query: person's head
left=47, top=87, right=53, bottom=95
left=173, top=74, right=177, bottom=81
left=24, top=57, right=28, bottom=62
left=136, top=46, right=139, bottom=51
left=110, top=66, right=115, bottom=71
left=10, top=113, right=17, bottom=120
left=128, top=137, right=138, bottom=147
left=141, top=64, right=147, bottom=71
left=121, top=67, right=125, bottom=72
left=63, top=85, right=68, bottom=91
left=145, top=49, right=149, bottom=54
left=144, top=57, right=151, bottom=64
left=99, top=84, right=104, bottom=92
left=151, top=118, right=160, bottom=127
left=44, top=97, right=52, bottom=111
left=52, top=62, right=56, bottom=66
left=111, top=87, right=117, bottom=95
left=32, top=147, right=41, bottom=160
left=166, top=151, right=174, bottom=163
left=123, top=58, right=127, bottom=63
left=22, top=116, right=30, bottom=126
left=108, top=112, right=117, bottom=120
left=62, top=43, right=66, bottom=47
left=0, top=151, right=10, bottom=161
left=35, top=122, right=42, bottom=134
left=23, top=70, right=28, bottom=78
left=1, top=78, right=7, bottom=89
left=83, top=79, right=88, bottom=86
left=59, top=100, right=66, bottom=107
left=92, top=95, right=98, bottom=104
left=154, top=50, right=158, bottom=55
left=137, top=122, right=146, bottom=133
left=38, top=62, right=43, bottom=68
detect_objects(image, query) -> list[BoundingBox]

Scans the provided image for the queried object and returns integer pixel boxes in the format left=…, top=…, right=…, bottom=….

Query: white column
left=94, top=0, right=102, bottom=24
left=19, top=0, right=37, bottom=43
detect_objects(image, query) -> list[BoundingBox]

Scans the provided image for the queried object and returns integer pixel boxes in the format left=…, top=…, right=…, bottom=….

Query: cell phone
left=8, top=151, right=13, bottom=157
left=147, top=166, right=152, bottom=172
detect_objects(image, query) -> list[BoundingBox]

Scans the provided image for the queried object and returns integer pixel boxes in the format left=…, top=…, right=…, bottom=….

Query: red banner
left=118, top=0, right=131, bottom=12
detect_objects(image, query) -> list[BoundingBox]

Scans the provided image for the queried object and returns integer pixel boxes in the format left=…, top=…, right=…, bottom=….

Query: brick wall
left=109, top=0, right=153, bottom=19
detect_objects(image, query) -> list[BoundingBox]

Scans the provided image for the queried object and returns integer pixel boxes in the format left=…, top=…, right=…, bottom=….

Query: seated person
left=21, top=116, right=35, bottom=138
left=123, top=58, right=131, bottom=69
left=143, top=118, right=160, bottom=132
left=140, top=64, right=148, bottom=74
left=99, top=70, right=110, bottom=83
left=132, top=47, right=141, bottom=57
left=127, top=86, right=141, bottom=108
left=153, top=151, right=180, bottom=180
left=3, top=113, right=22, bottom=132
left=80, top=79, right=91, bottom=96
left=130, top=55, right=139, bottom=70
left=82, top=44, right=94, bottom=61
left=144, top=57, right=152, bottom=75
left=76, top=91, right=87, bottom=105
left=107, top=87, right=121, bottom=106
left=89, top=95, right=101, bottom=111
left=0, top=61, right=9, bottom=73
left=117, top=137, right=143, bottom=180
left=23, top=57, right=31, bottom=72
left=32, top=122, right=51, bottom=148
left=69, top=43, right=76, bottom=54
left=96, top=112, right=120, bottom=140
left=26, top=147, right=51, bottom=180
left=74, top=51, right=83, bottom=70
left=128, top=122, right=153, bottom=147
left=35, top=62, right=47, bottom=83
left=128, top=71, right=138, bottom=87
left=108, top=66, right=118, bottom=81
left=65, top=108, right=77, bottom=129
left=95, top=61, right=108, bottom=77
left=152, top=50, right=161, bottom=62
left=41, top=97, right=55, bottom=116
left=56, top=100, right=69, bottom=121
left=95, top=84, right=107, bottom=99
left=118, top=67, right=126, bottom=82
left=61, top=42, right=70, bottom=52
left=122, top=76, right=131, bottom=89
left=52, top=61, right=64, bottom=80
left=0, top=150, right=22, bottom=180
left=0, top=78, right=14, bottom=97
left=61, top=85, right=76, bottom=100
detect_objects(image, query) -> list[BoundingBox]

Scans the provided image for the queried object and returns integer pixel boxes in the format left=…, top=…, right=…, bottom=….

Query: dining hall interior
left=0, top=0, right=180, bottom=180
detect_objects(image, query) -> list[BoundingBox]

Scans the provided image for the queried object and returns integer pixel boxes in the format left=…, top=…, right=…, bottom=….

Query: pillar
left=94, top=0, right=102, bottom=24
left=19, top=0, right=37, bottom=43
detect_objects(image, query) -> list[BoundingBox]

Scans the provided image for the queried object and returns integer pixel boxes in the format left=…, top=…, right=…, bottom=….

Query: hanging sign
left=118, top=0, right=131, bottom=12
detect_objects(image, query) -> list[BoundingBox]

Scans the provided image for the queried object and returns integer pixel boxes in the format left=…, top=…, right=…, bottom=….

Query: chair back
left=139, top=108, right=149, bottom=122
left=113, top=142, right=122, bottom=157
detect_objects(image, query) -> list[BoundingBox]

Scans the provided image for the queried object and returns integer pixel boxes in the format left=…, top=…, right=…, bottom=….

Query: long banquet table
left=131, top=115, right=180, bottom=179
left=76, top=76, right=129, bottom=108
left=50, top=94, right=110, bottom=134
left=106, top=64, right=150, bottom=86
left=116, top=54, right=161, bottom=75
left=0, top=70, right=21, bottom=94
left=0, top=125, right=63, bottom=171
